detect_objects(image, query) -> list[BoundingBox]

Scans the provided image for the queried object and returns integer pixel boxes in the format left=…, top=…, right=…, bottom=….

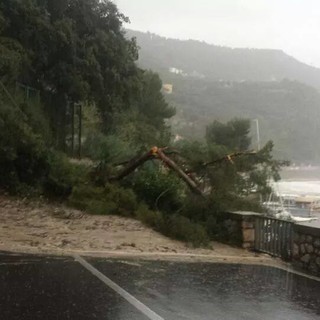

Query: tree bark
left=111, top=147, right=204, bottom=196
left=156, top=149, right=203, bottom=196
left=111, top=150, right=154, bottom=181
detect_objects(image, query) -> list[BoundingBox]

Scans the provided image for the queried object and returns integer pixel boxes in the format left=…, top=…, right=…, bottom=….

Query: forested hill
left=127, top=29, right=320, bottom=163
left=127, top=30, right=320, bottom=90
left=165, top=78, right=320, bottom=163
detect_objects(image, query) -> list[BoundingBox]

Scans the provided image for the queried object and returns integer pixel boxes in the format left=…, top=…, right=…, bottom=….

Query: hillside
left=166, top=78, right=320, bottom=162
left=127, top=30, right=320, bottom=89
left=127, top=30, right=320, bottom=163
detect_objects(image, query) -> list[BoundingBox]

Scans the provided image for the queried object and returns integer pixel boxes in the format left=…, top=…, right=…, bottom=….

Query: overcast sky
left=115, top=0, right=320, bottom=68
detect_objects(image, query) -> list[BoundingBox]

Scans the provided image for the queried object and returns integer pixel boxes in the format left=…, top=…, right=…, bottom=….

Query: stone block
left=306, top=235, right=313, bottom=244
left=316, top=257, right=320, bottom=266
left=243, top=229, right=255, bottom=242
left=242, top=221, right=254, bottom=229
left=293, top=232, right=300, bottom=243
left=300, top=243, right=306, bottom=255
left=309, top=262, right=319, bottom=275
left=242, top=242, right=252, bottom=249
left=306, top=244, right=314, bottom=254
left=223, top=219, right=233, bottom=230
left=293, top=243, right=299, bottom=258
left=301, top=254, right=311, bottom=264
left=314, top=239, right=320, bottom=248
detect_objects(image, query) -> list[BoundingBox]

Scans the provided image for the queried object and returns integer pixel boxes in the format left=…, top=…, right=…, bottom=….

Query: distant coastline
left=281, top=166, right=320, bottom=181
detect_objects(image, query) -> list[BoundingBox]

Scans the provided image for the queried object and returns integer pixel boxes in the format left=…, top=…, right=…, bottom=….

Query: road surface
left=0, top=252, right=319, bottom=320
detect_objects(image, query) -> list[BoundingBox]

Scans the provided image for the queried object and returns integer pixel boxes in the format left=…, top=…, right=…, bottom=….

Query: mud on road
left=0, top=195, right=284, bottom=267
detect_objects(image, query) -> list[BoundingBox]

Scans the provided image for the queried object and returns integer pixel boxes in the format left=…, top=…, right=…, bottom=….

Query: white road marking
left=73, top=255, right=165, bottom=320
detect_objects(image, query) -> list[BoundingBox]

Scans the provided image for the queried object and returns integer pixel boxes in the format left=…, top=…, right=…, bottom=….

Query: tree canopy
left=0, top=0, right=174, bottom=148
left=177, top=118, right=286, bottom=202
left=0, top=0, right=175, bottom=193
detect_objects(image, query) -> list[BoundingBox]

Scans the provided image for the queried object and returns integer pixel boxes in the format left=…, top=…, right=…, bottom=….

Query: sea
left=275, top=167, right=320, bottom=227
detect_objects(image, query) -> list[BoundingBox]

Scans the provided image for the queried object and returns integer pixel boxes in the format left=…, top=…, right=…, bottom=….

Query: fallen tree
left=109, top=147, right=258, bottom=196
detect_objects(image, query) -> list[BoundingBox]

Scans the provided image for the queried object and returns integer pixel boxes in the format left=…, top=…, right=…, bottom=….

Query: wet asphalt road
left=0, top=252, right=319, bottom=320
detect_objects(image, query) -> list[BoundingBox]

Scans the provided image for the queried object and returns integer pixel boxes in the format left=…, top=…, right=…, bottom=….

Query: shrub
left=43, top=152, right=90, bottom=199
left=136, top=203, right=209, bottom=247
left=83, top=131, right=135, bottom=163
left=105, top=183, right=138, bottom=214
left=68, top=183, right=138, bottom=216
left=166, top=214, right=210, bottom=247
left=132, top=165, right=185, bottom=212
left=86, top=199, right=117, bottom=216
left=135, top=203, right=166, bottom=230
left=179, top=194, right=219, bottom=221
left=0, top=100, right=49, bottom=193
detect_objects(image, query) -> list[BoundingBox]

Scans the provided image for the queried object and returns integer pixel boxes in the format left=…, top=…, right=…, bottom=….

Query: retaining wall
left=218, top=211, right=257, bottom=249
left=292, top=224, right=320, bottom=276
left=222, top=211, right=320, bottom=277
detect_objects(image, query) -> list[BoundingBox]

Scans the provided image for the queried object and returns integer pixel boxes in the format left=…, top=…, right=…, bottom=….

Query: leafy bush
left=179, top=192, right=261, bottom=241
left=165, top=214, right=209, bottom=247
left=43, top=152, right=90, bottom=199
left=136, top=204, right=209, bottom=247
left=83, top=132, right=136, bottom=163
left=0, top=99, right=49, bottom=193
left=68, top=183, right=138, bottom=216
left=136, top=203, right=166, bottom=229
left=132, top=165, right=185, bottom=212
left=179, top=194, right=222, bottom=222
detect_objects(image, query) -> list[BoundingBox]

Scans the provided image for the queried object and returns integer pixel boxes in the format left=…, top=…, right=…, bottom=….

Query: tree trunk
left=156, top=149, right=203, bottom=196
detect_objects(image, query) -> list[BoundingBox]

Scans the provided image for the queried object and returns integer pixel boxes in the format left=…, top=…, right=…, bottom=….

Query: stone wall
left=218, top=211, right=257, bottom=249
left=292, top=224, right=320, bottom=276
left=220, top=212, right=320, bottom=277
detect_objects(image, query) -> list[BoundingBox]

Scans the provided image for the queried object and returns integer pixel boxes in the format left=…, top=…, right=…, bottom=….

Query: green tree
left=0, top=0, right=138, bottom=146
left=206, top=118, right=251, bottom=157
left=178, top=118, right=287, bottom=203
left=1, top=0, right=174, bottom=151
left=111, top=70, right=175, bottom=148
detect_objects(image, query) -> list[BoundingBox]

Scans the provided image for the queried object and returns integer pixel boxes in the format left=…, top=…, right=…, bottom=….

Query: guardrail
left=255, top=216, right=293, bottom=260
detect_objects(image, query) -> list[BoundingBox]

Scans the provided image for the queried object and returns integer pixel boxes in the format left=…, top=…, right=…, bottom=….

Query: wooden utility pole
left=71, top=102, right=75, bottom=156
left=78, top=103, right=82, bottom=159
left=69, top=102, right=82, bottom=158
